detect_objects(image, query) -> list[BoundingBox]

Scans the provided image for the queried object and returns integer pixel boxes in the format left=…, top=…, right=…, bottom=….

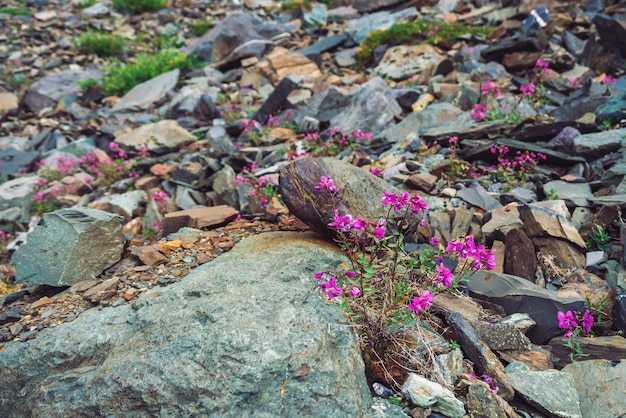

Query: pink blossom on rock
left=407, top=290, right=434, bottom=313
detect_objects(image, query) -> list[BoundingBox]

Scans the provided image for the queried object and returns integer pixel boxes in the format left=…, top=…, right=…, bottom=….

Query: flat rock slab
left=23, top=69, right=101, bottom=114
left=0, top=232, right=372, bottom=416
left=563, top=359, right=626, bottom=418
left=507, top=370, right=582, bottom=418
left=112, top=69, right=179, bottom=111
left=162, top=205, right=239, bottom=236
left=114, top=119, right=195, bottom=155
left=12, top=208, right=125, bottom=286
left=467, top=271, right=585, bottom=344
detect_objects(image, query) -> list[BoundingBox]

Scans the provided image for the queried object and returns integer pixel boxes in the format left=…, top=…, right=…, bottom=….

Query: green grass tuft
left=0, top=7, right=32, bottom=16
left=356, top=20, right=494, bottom=67
left=112, top=0, right=167, bottom=14
left=102, top=49, right=200, bottom=97
left=76, top=32, right=127, bottom=57
left=191, top=19, right=212, bottom=37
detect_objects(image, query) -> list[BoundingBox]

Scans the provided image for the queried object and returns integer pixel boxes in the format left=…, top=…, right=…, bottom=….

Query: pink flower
left=315, top=176, right=339, bottom=194
left=449, top=136, right=458, bottom=145
left=351, top=216, right=367, bottom=230
left=557, top=311, right=578, bottom=330
left=328, top=210, right=352, bottom=231
left=434, top=263, right=453, bottom=288
left=345, top=271, right=356, bottom=279
left=410, top=194, right=428, bottom=214
left=520, top=82, right=535, bottom=97
left=369, top=166, right=382, bottom=177
left=429, top=237, right=439, bottom=246
left=319, top=276, right=343, bottom=299
left=374, top=227, right=385, bottom=239
left=407, top=290, right=434, bottom=313
left=582, top=309, right=594, bottom=332
left=349, top=286, right=361, bottom=297
left=382, top=191, right=397, bottom=207
left=472, top=103, right=488, bottom=121
left=481, top=81, right=501, bottom=98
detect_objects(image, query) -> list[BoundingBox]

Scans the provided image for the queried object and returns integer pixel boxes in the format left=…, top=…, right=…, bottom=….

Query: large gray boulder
left=23, top=69, right=102, bottom=114
left=12, top=208, right=125, bottom=286
left=0, top=231, right=372, bottom=417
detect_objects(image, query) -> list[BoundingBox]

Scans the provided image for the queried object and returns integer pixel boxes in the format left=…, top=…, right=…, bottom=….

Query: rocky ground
left=2, top=0, right=626, bottom=416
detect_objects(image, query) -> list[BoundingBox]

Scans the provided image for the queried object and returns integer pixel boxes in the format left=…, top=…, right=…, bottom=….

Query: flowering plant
left=480, top=144, right=547, bottom=191
left=313, top=177, right=496, bottom=386
left=302, top=127, right=373, bottom=158
left=236, top=163, right=279, bottom=213
left=557, top=309, right=594, bottom=362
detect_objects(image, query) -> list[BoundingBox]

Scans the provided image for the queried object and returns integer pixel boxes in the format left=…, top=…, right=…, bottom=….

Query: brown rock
left=451, top=205, right=474, bottom=239
left=561, top=269, right=614, bottom=318
left=162, top=206, right=239, bottom=236
left=258, top=47, right=323, bottom=86
left=532, top=237, right=585, bottom=270
left=519, top=205, right=586, bottom=249
left=548, top=336, right=626, bottom=368
left=136, top=176, right=161, bottom=190
left=0, top=92, right=19, bottom=114
left=504, top=229, right=536, bottom=281
left=83, top=277, right=119, bottom=304
left=278, top=157, right=400, bottom=236
left=502, top=51, right=543, bottom=72
left=30, top=296, right=55, bottom=309
left=129, top=245, right=168, bottom=266
left=406, top=170, right=438, bottom=192
left=497, top=346, right=553, bottom=371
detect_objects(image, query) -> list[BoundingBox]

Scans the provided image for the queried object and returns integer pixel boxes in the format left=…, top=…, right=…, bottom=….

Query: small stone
left=402, top=373, right=465, bottom=418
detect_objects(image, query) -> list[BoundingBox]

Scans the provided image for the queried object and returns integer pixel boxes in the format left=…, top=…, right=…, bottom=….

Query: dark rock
left=297, top=34, right=347, bottom=55
left=0, top=306, right=21, bottom=326
left=467, top=270, right=585, bottom=343
left=393, top=88, right=420, bottom=114
left=547, top=126, right=581, bottom=155
left=296, top=87, right=350, bottom=125
left=595, top=93, right=626, bottom=125
left=573, top=128, right=626, bottom=161
left=12, top=208, right=125, bottom=287
left=551, top=79, right=610, bottom=121
left=279, top=157, right=399, bottom=235
left=593, top=14, right=626, bottom=59
left=0, top=232, right=371, bottom=416
left=612, top=294, right=626, bottom=333
left=480, top=31, right=548, bottom=63
left=251, top=76, right=299, bottom=128
left=504, top=229, right=536, bottom=281
left=446, top=313, right=515, bottom=401
left=186, top=13, right=296, bottom=67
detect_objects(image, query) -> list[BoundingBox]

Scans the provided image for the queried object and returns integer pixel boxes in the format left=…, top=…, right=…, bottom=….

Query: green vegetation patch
left=356, top=19, right=494, bottom=67
left=191, top=18, right=213, bottom=37
left=0, top=7, right=33, bottom=16
left=76, top=32, right=127, bottom=57
left=102, top=49, right=200, bottom=97
left=75, top=0, right=97, bottom=9
left=112, top=0, right=167, bottom=14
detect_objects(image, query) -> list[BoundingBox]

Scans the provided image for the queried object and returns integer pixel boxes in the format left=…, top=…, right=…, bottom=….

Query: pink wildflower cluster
left=558, top=309, right=594, bottom=338
left=488, top=144, right=547, bottom=172
left=241, top=119, right=262, bottom=136
left=481, top=81, right=501, bottom=99
left=446, top=236, right=496, bottom=270
left=369, top=166, right=382, bottom=177
left=314, top=176, right=338, bottom=194
left=151, top=190, right=168, bottom=206
left=520, top=81, right=535, bottom=98
left=315, top=270, right=360, bottom=300
left=352, top=129, right=374, bottom=142
left=382, top=191, right=428, bottom=215
left=533, top=59, right=550, bottom=75
left=408, top=290, right=434, bottom=314
left=472, top=103, right=488, bottom=121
